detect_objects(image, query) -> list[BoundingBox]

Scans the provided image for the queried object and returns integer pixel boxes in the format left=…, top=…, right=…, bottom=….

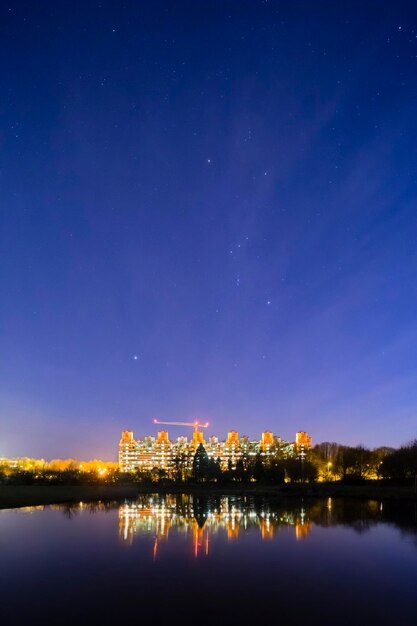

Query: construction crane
left=153, top=419, right=209, bottom=433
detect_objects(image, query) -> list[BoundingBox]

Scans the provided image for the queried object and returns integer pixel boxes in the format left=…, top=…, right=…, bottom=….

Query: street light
left=327, top=462, right=332, bottom=481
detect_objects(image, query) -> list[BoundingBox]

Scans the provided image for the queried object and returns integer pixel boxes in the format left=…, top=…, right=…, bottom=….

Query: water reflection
left=114, top=494, right=417, bottom=556
left=28, top=494, right=417, bottom=554
left=118, top=495, right=311, bottom=556
left=2, top=495, right=416, bottom=625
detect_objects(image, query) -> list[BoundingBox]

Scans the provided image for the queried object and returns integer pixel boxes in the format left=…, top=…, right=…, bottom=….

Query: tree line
left=312, top=440, right=417, bottom=484
left=1, top=439, right=416, bottom=486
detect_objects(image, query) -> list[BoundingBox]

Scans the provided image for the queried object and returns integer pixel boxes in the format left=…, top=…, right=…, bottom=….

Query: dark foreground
left=0, top=494, right=416, bottom=625
left=1, top=482, right=416, bottom=509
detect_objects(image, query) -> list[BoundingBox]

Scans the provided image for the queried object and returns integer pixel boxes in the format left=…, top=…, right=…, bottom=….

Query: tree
left=206, top=457, right=222, bottom=482
left=171, top=452, right=190, bottom=483
left=192, top=444, right=209, bottom=481
left=265, top=459, right=285, bottom=484
left=235, top=459, right=245, bottom=482
left=285, top=458, right=303, bottom=483
left=380, top=441, right=417, bottom=484
left=334, top=445, right=373, bottom=482
left=252, top=455, right=265, bottom=482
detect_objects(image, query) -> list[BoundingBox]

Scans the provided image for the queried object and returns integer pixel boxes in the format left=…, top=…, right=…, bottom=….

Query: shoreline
left=1, top=483, right=416, bottom=510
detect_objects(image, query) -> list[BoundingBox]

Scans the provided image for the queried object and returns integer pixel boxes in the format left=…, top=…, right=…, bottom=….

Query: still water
left=1, top=495, right=416, bottom=625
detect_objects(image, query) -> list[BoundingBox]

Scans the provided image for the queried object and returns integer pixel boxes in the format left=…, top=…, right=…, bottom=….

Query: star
left=267, top=300, right=271, bottom=305
left=207, top=158, right=211, bottom=163
left=133, top=355, right=138, bottom=360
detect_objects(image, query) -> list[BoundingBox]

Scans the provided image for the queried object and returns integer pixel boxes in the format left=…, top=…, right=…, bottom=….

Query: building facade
left=119, top=429, right=312, bottom=472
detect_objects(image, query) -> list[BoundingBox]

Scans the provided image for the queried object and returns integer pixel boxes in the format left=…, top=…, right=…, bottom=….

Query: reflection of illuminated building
left=295, top=507, right=311, bottom=540
left=295, top=522, right=312, bottom=540
left=193, top=525, right=209, bottom=558
left=118, top=495, right=312, bottom=556
left=259, top=515, right=274, bottom=540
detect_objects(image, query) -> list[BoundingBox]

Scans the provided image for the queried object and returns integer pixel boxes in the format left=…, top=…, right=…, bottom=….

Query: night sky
left=1, top=1, right=417, bottom=460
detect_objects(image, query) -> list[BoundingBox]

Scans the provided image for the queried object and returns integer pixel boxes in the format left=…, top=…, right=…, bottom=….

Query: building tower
left=119, top=431, right=136, bottom=471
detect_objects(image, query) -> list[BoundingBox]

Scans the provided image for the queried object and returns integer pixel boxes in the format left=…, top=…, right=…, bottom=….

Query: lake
left=1, top=495, right=416, bottom=625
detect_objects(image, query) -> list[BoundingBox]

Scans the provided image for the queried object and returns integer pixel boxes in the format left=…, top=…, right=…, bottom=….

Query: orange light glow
left=153, top=537, right=158, bottom=561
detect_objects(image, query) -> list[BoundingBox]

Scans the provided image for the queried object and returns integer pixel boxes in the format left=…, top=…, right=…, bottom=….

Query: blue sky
left=1, top=1, right=417, bottom=459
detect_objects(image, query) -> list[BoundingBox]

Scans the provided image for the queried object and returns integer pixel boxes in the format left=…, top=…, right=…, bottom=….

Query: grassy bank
left=0, top=485, right=142, bottom=510
left=1, top=482, right=417, bottom=510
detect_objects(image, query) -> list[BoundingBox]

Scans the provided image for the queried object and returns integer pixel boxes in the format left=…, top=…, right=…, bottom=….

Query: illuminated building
left=295, top=431, right=312, bottom=449
left=119, top=429, right=310, bottom=472
left=191, top=428, right=205, bottom=447
left=119, top=431, right=138, bottom=471
left=220, top=431, right=242, bottom=469
left=154, top=431, right=171, bottom=469
left=295, top=431, right=313, bottom=460
left=260, top=431, right=274, bottom=451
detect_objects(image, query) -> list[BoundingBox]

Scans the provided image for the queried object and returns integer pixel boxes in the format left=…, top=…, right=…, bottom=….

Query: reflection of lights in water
left=118, top=496, right=312, bottom=555
left=153, top=537, right=158, bottom=560
left=295, top=521, right=312, bottom=541
left=12, top=505, right=45, bottom=514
